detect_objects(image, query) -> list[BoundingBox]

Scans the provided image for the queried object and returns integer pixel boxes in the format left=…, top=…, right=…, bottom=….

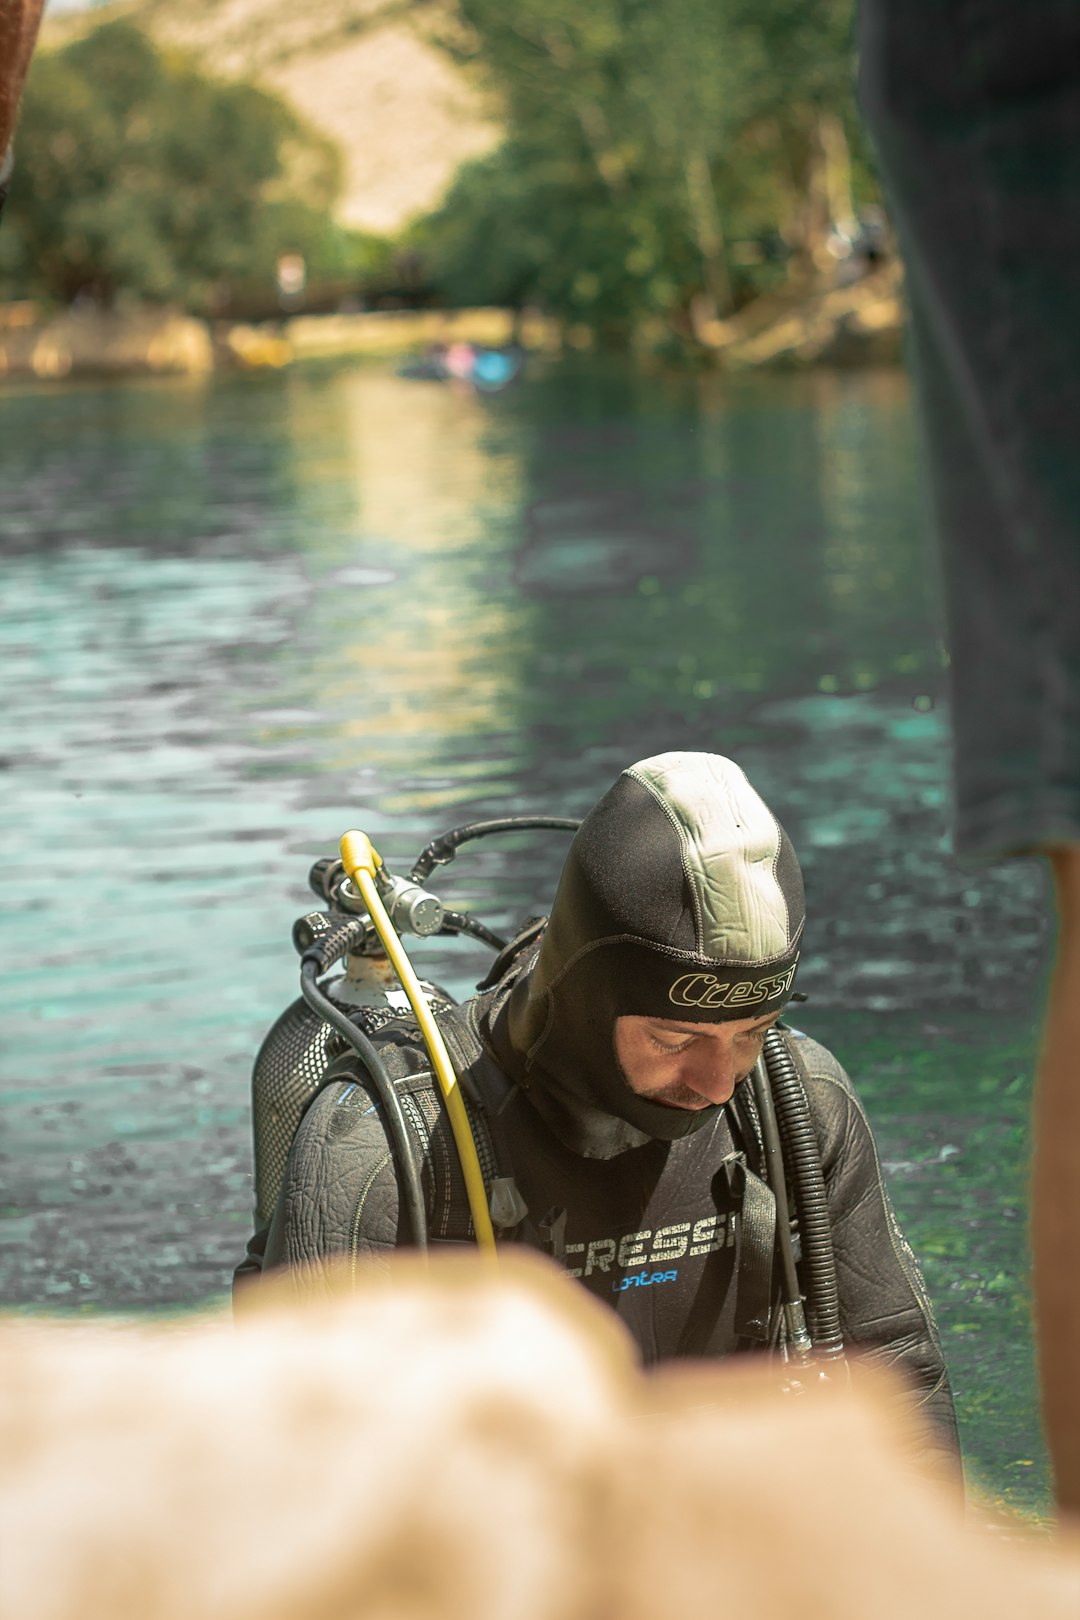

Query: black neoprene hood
left=487, top=751, right=805, bottom=1159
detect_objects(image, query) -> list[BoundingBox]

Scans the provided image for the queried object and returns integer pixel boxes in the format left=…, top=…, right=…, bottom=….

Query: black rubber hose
left=763, top=1027, right=845, bottom=1359
left=410, top=816, right=580, bottom=882
left=439, top=909, right=508, bottom=951
left=299, top=959, right=428, bottom=1250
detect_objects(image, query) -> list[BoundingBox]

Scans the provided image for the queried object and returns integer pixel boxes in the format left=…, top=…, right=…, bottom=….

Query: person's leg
left=1034, top=846, right=1080, bottom=1517
left=859, top=0, right=1080, bottom=1516
left=860, top=0, right=1080, bottom=853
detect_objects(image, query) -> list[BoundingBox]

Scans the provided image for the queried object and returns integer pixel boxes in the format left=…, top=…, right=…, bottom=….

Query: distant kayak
left=398, top=342, right=524, bottom=392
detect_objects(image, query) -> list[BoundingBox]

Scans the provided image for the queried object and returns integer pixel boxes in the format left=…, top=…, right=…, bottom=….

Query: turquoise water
left=0, top=357, right=1050, bottom=1514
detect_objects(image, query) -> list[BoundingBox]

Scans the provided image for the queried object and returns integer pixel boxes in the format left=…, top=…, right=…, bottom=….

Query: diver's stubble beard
left=634, top=1069, right=754, bottom=1112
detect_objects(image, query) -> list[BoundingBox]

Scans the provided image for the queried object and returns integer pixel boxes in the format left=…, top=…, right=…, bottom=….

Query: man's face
left=613, top=1010, right=781, bottom=1110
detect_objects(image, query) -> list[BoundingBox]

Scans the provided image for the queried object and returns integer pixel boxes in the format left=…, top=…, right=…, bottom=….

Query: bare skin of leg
left=1033, top=845, right=1080, bottom=1520
left=0, top=0, right=46, bottom=157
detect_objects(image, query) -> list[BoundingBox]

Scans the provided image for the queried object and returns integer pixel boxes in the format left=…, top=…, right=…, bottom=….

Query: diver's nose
left=687, top=1046, right=738, bottom=1106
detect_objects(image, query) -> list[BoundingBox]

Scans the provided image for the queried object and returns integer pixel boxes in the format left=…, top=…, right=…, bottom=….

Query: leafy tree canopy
left=0, top=19, right=372, bottom=312
left=415, top=0, right=879, bottom=344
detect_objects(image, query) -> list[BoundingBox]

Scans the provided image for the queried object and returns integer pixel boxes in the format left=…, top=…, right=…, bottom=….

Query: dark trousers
left=858, top=0, right=1080, bottom=855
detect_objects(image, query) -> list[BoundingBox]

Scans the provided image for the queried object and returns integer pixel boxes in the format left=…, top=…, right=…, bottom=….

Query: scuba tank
left=248, top=810, right=845, bottom=1368
left=251, top=861, right=453, bottom=1234
left=250, top=817, right=578, bottom=1241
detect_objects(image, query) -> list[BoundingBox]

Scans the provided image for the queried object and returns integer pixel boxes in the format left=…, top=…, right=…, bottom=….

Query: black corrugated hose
left=409, top=816, right=580, bottom=882
left=763, top=1027, right=845, bottom=1359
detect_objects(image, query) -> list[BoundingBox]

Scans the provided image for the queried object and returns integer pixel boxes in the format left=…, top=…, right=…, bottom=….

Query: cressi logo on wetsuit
left=562, top=1213, right=737, bottom=1292
left=668, top=963, right=798, bottom=1011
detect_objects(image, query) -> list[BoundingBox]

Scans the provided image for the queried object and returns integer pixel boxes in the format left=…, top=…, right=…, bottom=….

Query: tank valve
left=377, top=874, right=445, bottom=937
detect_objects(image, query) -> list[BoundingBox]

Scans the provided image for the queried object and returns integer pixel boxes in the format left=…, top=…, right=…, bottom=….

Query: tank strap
left=730, top=1161, right=777, bottom=1343
left=675, top=1148, right=775, bottom=1356
left=391, top=1006, right=507, bottom=1243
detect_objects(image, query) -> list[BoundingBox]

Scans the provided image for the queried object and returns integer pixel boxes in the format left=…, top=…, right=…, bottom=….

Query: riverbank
left=695, top=261, right=904, bottom=369
left=0, top=303, right=560, bottom=383
left=0, top=265, right=904, bottom=383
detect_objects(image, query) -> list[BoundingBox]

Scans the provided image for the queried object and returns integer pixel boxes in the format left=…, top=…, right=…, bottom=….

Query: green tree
left=0, top=18, right=351, bottom=312
left=416, top=0, right=872, bottom=345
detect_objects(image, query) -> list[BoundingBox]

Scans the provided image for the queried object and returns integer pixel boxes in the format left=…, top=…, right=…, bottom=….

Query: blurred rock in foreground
left=3, top=1251, right=1078, bottom=1620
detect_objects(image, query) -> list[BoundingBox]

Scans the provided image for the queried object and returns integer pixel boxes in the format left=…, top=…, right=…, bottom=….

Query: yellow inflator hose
left=339, top=830, right=498, bottom=1254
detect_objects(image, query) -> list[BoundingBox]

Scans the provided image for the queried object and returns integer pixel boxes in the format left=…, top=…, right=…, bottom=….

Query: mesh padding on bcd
left=251, top=982, right=481, bottom=1233
left=400, top=1086, right=500, bottom=1241
left=251, top=998, right=337, bottom=1225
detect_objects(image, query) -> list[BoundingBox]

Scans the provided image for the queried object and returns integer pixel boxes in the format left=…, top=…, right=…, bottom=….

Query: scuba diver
left=238, top=750, right=958, bottom=1467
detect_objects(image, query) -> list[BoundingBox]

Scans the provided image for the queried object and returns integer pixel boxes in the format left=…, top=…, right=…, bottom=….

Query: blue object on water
left=398, top=345, right=523, bottom=390
left=472, top=348, right=521, bottom=390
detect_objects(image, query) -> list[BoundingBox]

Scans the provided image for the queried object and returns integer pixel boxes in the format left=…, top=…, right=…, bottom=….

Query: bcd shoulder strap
left=389, top=1005, right=508, bottom=1244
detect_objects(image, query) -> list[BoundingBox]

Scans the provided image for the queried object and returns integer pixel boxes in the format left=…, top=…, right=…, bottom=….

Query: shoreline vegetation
left=5, top=3, right=900, bottom=387
left=0, top=262, right=903, bottom=383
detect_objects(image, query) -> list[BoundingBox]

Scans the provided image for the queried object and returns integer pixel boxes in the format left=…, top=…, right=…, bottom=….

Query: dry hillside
left=44, top=0, right=501, bottom=234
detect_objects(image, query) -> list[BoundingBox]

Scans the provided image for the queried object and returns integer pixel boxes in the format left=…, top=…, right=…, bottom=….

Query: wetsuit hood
left=485, top=751, right=804, bottom=1159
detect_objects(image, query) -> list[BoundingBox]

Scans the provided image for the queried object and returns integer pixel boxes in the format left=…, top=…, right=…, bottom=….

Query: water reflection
left=474, top=366, right=942, bottom=751
left=0, top=359, right=1044, bottom=1088
left=0, top=358, right=1043, bottom=1108
left=285, top=368, right=535, bottom=767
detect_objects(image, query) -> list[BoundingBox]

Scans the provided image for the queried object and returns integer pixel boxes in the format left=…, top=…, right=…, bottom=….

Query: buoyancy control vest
left=258, top=982, right=800, bottom=1361
left=248, top=751, right=822, bottom=1353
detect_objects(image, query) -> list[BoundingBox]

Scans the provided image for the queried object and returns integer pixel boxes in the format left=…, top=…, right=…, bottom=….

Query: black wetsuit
left=256, top=989, right=958, bottom=1460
